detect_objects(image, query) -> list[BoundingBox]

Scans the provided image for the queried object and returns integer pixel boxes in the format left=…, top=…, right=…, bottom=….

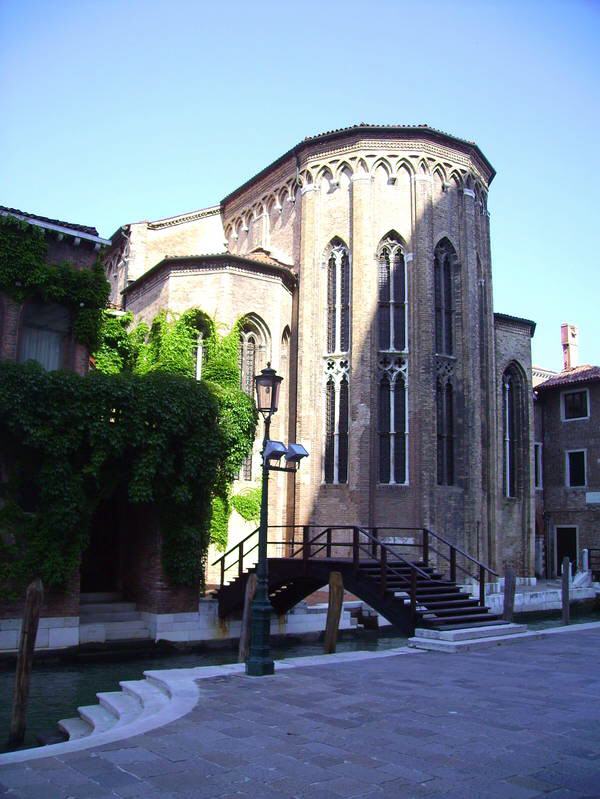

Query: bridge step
left=213, top=546, right=500, bottom=636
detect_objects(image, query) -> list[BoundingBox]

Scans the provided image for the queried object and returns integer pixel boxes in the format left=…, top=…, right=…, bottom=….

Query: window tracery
left=377, top=234, right=406, bottom=352
left=323, top=357, right=349, bottom=484
left=325, top=239, right=350, bottom=355
left=434, top=240, right=455, bottom=356
left=377, top=355, right=408, bottom=485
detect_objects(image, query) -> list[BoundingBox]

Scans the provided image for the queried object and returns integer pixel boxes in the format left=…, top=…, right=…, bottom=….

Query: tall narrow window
left=377, top=235, right=406, bottom=352
left=436, top=380, right=454, bottom=485
left=323, top=239, right=351, bottom=484
left=323, top=359, right=349, bottom=484
left=376, top=233, right=409, bottom=485
left=378, top=356, right=408, bottom=484
left=434, top=241, right=455, bottom=355
left=239, top=316, right=270, bottom=481
left=195, top=333, right=204, bottom=380
left=502, top=365, right=523, bottom=497
left=326, top=239, right=350, bottom=354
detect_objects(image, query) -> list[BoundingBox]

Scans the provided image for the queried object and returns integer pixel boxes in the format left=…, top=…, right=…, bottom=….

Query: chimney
left=561, top=323, right=579, bottom=370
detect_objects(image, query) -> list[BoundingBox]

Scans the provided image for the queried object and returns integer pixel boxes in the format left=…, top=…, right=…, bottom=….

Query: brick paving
left=1, top=629, right=600, bottom=798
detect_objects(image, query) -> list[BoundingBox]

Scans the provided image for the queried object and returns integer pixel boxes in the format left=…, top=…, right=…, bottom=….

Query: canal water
left=1, top=609, right=598, bottom=754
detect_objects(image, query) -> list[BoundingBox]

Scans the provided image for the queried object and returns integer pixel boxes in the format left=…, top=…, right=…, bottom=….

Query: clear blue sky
left=2, top=0, right=598, bottom=370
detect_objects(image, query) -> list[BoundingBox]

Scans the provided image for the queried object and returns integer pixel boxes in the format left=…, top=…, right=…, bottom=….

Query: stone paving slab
left=1, top=629, right=600, bottom=798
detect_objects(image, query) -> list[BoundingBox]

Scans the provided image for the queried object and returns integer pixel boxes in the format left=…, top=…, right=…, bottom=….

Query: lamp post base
left=245, top=656, right=275, bottom=676
left=245, top=592, right=275, bottom=676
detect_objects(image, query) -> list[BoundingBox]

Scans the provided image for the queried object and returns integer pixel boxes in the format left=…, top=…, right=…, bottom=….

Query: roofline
left=122, top=253, right=296, bottom=296
left=221, top=124, right=496, bottom=206
left=0, top=208, right=111, bottom=246
left=494, top=312, right=536, bottom=336
left=536, top=369, right=600, bottom=392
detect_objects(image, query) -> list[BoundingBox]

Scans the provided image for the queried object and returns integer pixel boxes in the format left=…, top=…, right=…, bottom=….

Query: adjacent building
left=534, top=325, right=600, bottom=577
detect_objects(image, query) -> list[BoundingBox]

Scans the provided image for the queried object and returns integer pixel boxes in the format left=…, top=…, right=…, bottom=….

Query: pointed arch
left=502, top=361, right=527, bottom=498
left=376, top=231, right=407, bottom=352
left=434, top=237, right=458, bottom=356
left=323, top=237, right=350, bottom=355
left=334, top=161, right=353, bottom=182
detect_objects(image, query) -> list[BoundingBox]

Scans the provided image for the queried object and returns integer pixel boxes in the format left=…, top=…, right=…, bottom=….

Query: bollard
left=561, top=556, right=570, bottom=626
left=324, top=572, right=344, bottom=654
left=503, top=567, right=516, bottom=622
left=8, top=579, right=44, bottom=749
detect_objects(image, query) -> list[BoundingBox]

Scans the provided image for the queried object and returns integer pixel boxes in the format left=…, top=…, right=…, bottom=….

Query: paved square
left=1, top=629, right=600, bottom=798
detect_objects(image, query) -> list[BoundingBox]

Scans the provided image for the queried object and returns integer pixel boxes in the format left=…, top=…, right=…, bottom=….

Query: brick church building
left=104, top=124, right=537, bottom=583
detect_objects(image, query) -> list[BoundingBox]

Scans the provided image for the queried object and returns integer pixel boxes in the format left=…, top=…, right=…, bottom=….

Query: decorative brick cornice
left=147, top=206, right=221, bottom=230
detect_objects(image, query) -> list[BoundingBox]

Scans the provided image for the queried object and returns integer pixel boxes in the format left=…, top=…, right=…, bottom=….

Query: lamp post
left=246, top=363, right=283, bottom=677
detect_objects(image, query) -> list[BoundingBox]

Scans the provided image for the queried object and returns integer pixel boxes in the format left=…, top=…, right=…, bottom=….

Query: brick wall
left=538, top=381, right=600, bottom=573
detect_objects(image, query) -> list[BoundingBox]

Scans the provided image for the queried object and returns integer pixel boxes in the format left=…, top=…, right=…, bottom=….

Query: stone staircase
left=79, top=593, right=150, bottom=643
left=58, top=674, right=171, bottom=741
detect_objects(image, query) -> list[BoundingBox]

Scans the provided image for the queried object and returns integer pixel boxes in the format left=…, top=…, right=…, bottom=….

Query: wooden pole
left=238, top=573, right=257, bottom=662
left=8, top=578, right=44, bottom=749
left=561, top=556, right=570, bottom=626
left=503, top=567, right=516, bottom=622
left=323, top=571, right=344, bottom=654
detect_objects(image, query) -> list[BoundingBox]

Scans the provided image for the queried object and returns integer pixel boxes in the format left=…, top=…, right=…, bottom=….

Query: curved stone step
left=120, top=679, right=170, bottom=713
left=58, top=716, right=93, bottom=740
left=97, top=691, right=142, bottom=726
left=78, top=703, right=118, bottom=733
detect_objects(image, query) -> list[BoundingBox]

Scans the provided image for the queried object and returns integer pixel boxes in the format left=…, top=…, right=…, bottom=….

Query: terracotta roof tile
left=0, top=206, right=99, bottom=236
left=536, top=364, right=600, bottom=390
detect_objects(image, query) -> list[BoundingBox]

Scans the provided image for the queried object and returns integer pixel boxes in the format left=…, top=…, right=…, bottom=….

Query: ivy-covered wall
left=0, top=214, right=110, bottom=351
left=0, top=217, right=257, bottom=599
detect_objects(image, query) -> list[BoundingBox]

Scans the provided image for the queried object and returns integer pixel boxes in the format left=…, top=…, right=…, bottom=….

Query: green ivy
left=0, top=215, right=110, bottom=351
left=92, top=309, right=257, bottom=558
left=0, top=361, right=255, bottom=597
left=231, top=485, right=262, bottom=523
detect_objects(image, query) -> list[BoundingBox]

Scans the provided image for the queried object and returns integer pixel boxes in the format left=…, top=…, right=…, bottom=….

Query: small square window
left=563, top=390, right=589, bottom=420
left=566, top=450, right=586, bottom=487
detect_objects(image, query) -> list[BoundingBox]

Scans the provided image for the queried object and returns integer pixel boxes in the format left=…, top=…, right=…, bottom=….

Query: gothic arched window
left=378, top=362, right=407, bottom=484
left=18, top=301, right=70, bottom=371
left=436, top=380, right=455, bottom=485
left=326, top=238, right=350, bottom=355
left=377, top=234, right=406, bottom=352
left=239, top=316, right=270, bottom=480
left=434, top=240, right=456, bottom=355
left=502, top=364, right=524, bottom=497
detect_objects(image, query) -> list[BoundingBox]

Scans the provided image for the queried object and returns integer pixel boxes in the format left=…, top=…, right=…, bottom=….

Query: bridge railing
left=211, top=524, right=498, bottom=610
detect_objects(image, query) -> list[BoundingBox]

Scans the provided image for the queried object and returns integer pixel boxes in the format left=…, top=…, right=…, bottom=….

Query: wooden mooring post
left=7, top=578, right=43, bottom=749
left=561, top=556, right=570, bottom=626
left=238, top=573, right=257, bottom=663
left=324, top=571, right=344, bottom=654
left=503, top=567, right=516, bottom=622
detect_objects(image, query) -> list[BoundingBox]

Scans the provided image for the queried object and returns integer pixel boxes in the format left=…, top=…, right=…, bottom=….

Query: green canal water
left=2, top=609, right=598, bottom=754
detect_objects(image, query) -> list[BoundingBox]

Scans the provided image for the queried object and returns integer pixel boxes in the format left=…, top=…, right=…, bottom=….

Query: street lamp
left=246, top=364, right=283, bottom=676
left=245, top=364, right=308, bottom=676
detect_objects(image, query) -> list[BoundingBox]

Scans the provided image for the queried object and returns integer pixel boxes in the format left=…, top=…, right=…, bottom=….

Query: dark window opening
left=563, top=390, right=588, bottom=420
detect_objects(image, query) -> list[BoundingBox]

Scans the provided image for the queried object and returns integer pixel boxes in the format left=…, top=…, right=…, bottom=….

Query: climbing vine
left=231, top=485, right=262, bottom=524
left=92, top=309, right=257, bottom=555
left=0, top=361, right=255, bottom=597
left=0, top=215, right=110, bottom=351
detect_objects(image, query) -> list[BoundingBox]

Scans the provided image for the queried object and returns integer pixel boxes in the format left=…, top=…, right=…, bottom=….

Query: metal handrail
left=424, top=527, right=499, bottom=577
left=211, top=527, right=259, bottom=568
left=355, top=527, right=432, bottom=581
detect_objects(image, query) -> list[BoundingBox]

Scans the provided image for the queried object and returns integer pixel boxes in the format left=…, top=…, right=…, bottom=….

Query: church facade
left=105, top=124, right=536, bottom=579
